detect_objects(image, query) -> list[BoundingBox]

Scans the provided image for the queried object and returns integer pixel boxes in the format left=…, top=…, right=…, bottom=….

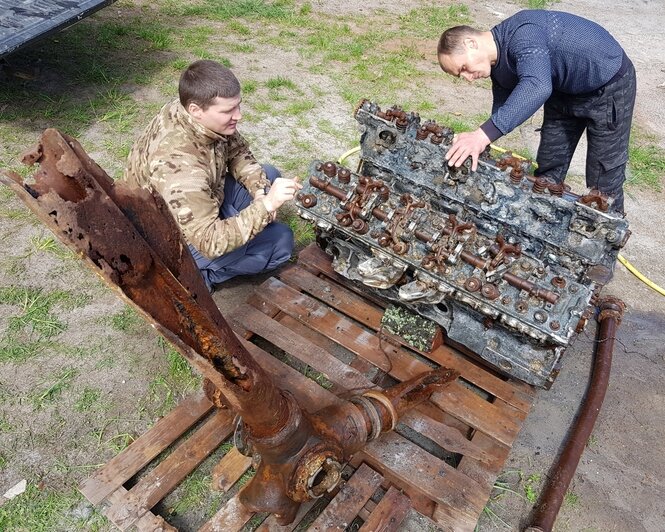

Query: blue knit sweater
left=480, top=10, right=625, bottom=141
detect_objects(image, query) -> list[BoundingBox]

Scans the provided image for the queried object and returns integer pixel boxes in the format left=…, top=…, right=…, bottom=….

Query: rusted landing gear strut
left=1, top=129, right=459, bottom=524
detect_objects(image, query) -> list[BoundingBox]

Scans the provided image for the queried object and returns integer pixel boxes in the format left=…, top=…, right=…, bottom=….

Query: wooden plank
left=199, top=493, right=254, bottom=532
left=104, top=486, right=177, bottom=532
left=80, top=392, right=214, bottom=505
left=256, top=499, right=318, bottom=532
left=358, top=486, right=411, bottom=532
left=212, top=447, right=253, bottom=492
left=251, top=278, right=521, bottom=446
left=104, top=409, right=234, bottom=529
left=307, top=463, right=383, bottom=532
left=280, top=263, right=532, bottom=414
left=233, top=303, right=373, bottom=393
left=358, top=431, right=486, bottom=531
left=235, top=303, right=494, bottom=464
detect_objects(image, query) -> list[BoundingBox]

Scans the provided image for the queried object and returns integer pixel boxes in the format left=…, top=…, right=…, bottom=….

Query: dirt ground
left=1, top=0, right=664, bottom=531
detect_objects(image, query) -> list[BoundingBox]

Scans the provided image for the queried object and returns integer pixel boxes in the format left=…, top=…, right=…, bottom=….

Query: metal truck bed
left=0, top=0, right=116, bottom=59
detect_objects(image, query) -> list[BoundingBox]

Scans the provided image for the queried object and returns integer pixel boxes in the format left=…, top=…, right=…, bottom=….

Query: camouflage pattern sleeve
left=227, top=133, right=270, bottom=195
left=150, top=147, right=271, bottom=259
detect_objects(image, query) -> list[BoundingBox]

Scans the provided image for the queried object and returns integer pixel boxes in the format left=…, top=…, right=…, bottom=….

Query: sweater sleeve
left=489, top=24, right=554, bottom=136
left=150, top=148, right=270, bottom=259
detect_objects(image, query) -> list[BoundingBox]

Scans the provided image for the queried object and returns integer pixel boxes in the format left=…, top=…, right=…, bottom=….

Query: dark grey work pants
left=534, top=60, right=637, bottom=213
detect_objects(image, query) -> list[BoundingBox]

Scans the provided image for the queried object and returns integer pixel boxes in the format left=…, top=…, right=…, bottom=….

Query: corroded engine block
left=297, top=100, right=630, bottom=388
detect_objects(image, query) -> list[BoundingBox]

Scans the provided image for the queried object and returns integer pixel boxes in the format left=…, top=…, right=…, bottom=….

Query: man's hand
left=445, top=128, right=490, bottom=172
left=261, top=177, right=303, bottom=213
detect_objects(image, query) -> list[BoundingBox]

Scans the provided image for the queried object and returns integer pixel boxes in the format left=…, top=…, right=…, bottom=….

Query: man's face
left=188, top=95, right=242, bottom=135
left=438, top=39, right=491, bottom=82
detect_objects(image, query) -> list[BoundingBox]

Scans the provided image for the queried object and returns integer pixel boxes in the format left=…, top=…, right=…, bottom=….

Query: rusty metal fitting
left=598, top=296, right=626, bottom=324
left=395, top=117, right=408, bottom=132
left=548, top=182, right=565, bottom=197
left=351, top=218, right=369, bottom=234
left=515, top=299, right=529, bottom=313
left=363, top=389, right=398, bottom=432
left=549, top=320, right=561, bottom=331
left=464, top=277, right=482, bottom=292
left=509, top=167, right=524, bottom=184
left=337, top=167, right=351, bottom=184
left=298, top=193, right=317, bottom=208
left=579, top=189, right=609, bottom=212
left=533, top=177, right=549, bottom=194
left=322, top=161, right=337, bottom=177
left=378, top=185, right=390, bottom=202
left=481, top=283, right=500, bottom=300
left=335, top=213, right=353, bottom=227
left=393, top=241, right=409, bottom=255
left=551, top=276, right=567, bottom=289
left=350, top=395, right=382, bottom=440
left=421, top=256, right=435, bottom=270
left=416, top=127, right=429, bottom=140
left=533, top=310, right=548, bottom=324
left=430, top=134, right=443, bottom=145
left=377, top=233, right=392, bottom=247
left=288, top=444, right=344, bottom=501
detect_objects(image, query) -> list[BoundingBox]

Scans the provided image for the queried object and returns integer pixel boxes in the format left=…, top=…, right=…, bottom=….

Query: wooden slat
left=358, top=486, right=411, bottom=532
left=251, top=278, right=521, bottom=446
left=104, top=486, right=176, bottom=532
left=359, top=431, right=486, bottom=531
left=278, top=263, right=532, bottom=413
left=234, top=303, right=494, bottom=464
left=80, top=392, right=214, bottom=505
left=307, top=464, right=383, bottom=531
left=212, top=447, right=253, bottom=492
left=199, top=493, right=254, bottom=532
left=104, top=409, right=234, bottom=529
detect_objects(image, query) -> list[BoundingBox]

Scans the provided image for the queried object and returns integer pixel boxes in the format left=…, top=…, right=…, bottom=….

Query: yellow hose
left=618, top=254, right=665, bottom=296
left=336, top=144, right=664, bottom=297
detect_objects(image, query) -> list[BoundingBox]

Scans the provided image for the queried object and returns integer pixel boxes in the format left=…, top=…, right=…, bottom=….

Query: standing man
left=124, top=60, right=301, bottom=291
left=437, top=10, right=636, bottom=213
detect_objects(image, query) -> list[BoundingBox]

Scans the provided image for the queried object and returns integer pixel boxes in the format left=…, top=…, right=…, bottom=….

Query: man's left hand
left=445, top=128, right=490, bottom=172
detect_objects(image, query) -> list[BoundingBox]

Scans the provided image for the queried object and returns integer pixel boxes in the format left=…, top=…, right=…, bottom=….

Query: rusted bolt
left=377, top=233, right=391, bottom=247
left=335, top=213, right=353, bottom=227
left=482, top=317, right=494, bottom=329
left=430, top=134, right=443, bottom=145
left=298, top=194, right=317, bottom=208
left=378, top=185, right=390, bottom=202
left=337, top=167, right=351, bottom=184
left=510, top=167, right=524, bottom=184
left=416, top=127, right=429, bottom=140
left=322, top=161, right=337, bottom=177
left=481, top=283, right=500, bottom=300
left=501, top=296, right=512, bottom=306
left=533, top=177, right=549, bottom=194
left=393, top=241, right=409, bottom=255
left=464, top=277, right=482, bottom=292
left=515, top=299, right=529, bottom=313
left=548, top=182, right=564, bottom=197
left=520, top=259, right=533, bottom=271
left=395, top=117, right=408, bottom=132
left=549, top=320, right=561, bottom=331
left=551, top=276, right=567, bottom=289
left=534, top=310, right=548, bottom=324
left=351, top=219, right=369, bottom=234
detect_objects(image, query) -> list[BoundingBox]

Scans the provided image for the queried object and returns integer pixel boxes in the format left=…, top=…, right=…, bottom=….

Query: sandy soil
left=0, top=1, right=664, bottom=531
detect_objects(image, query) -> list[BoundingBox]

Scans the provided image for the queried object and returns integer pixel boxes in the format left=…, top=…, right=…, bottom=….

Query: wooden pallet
left=80, top=244, right=535, bottom=531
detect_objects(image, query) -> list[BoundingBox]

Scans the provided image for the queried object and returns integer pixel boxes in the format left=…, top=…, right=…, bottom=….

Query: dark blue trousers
left=189, top=165, right=294, bottom=291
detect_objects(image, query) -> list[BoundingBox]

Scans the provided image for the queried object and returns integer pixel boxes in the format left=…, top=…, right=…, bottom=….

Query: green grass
left=628, top=139, right=665, bottom=191
left=564, top=490, right=580, bottom=508
left=0, top=484, right=105, bottom=531
left=168, top=469, right=213, bottom=515
left=74, top=387, right=102, bottom=412
left=108, top=305, right=143, bottom=332
left=0, top=286, right=73, bottom=338
left=523, top=0, right=558, bottom=8
left=32, top=367, right=79, bottom=409
left=524, top=473, right=541, bottom=503
left=399, top=5, right=471, bottom=39
left=30, top=235, right=75, bottom=260
left=265, top=76, right=298, bottom=90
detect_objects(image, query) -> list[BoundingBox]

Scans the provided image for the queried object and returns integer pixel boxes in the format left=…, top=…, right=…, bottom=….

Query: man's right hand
left=261, top=177, right=303, bottom=213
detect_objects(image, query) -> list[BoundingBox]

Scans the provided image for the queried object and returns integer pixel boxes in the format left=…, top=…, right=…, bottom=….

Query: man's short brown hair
left=178, top=60, right=241, bottom=110
left=437, top=25, right=483, bottom=55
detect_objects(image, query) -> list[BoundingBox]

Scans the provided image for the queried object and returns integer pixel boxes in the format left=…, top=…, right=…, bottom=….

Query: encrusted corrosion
left=1, top=128, right=460, bottom=524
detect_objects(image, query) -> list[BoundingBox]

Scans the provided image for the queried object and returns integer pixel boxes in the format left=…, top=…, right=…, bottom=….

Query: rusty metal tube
left=525, top=297, right=625, bottom=532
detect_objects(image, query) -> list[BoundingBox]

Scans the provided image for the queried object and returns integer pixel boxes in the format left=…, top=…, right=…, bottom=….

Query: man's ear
left=463, top=37, right=478, bottom=51
left=187, top=102, right=203, bottom=118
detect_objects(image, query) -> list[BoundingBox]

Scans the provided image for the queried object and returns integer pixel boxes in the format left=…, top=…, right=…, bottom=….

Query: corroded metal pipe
left=525, top=296, right=625, bottom=532
left=1, top=129, right=459, bottom=524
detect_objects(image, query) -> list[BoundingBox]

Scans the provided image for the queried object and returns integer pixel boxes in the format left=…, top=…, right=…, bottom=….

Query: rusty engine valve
left=0, top=129, right=460, bottom=524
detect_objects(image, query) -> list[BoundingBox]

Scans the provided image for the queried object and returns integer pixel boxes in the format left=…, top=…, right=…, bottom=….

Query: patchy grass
left=628, top=136, right=665, bottom=191
left=32, top=367, right=79, bottom=409
left=0, top=286, right=72, bottom=338
left=0, top=484, right=105, bottom=531
left=108, top=305, right=143, bottom=333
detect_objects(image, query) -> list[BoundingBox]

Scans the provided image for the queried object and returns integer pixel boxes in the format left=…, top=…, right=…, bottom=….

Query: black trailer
left=1, top=0, right=117, bottom=59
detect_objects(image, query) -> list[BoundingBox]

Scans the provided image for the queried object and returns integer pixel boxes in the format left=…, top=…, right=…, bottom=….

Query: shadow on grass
left=0, top=9, right=176, bottom=138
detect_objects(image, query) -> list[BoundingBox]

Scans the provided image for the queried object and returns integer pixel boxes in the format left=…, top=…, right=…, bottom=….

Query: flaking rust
left=297, top=100, right=631, bottom=388
left=1, top=128, right=460, bottom=524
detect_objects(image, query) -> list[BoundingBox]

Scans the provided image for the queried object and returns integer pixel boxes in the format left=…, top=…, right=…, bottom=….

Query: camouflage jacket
left=123, top=99, right=271, bottom=259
